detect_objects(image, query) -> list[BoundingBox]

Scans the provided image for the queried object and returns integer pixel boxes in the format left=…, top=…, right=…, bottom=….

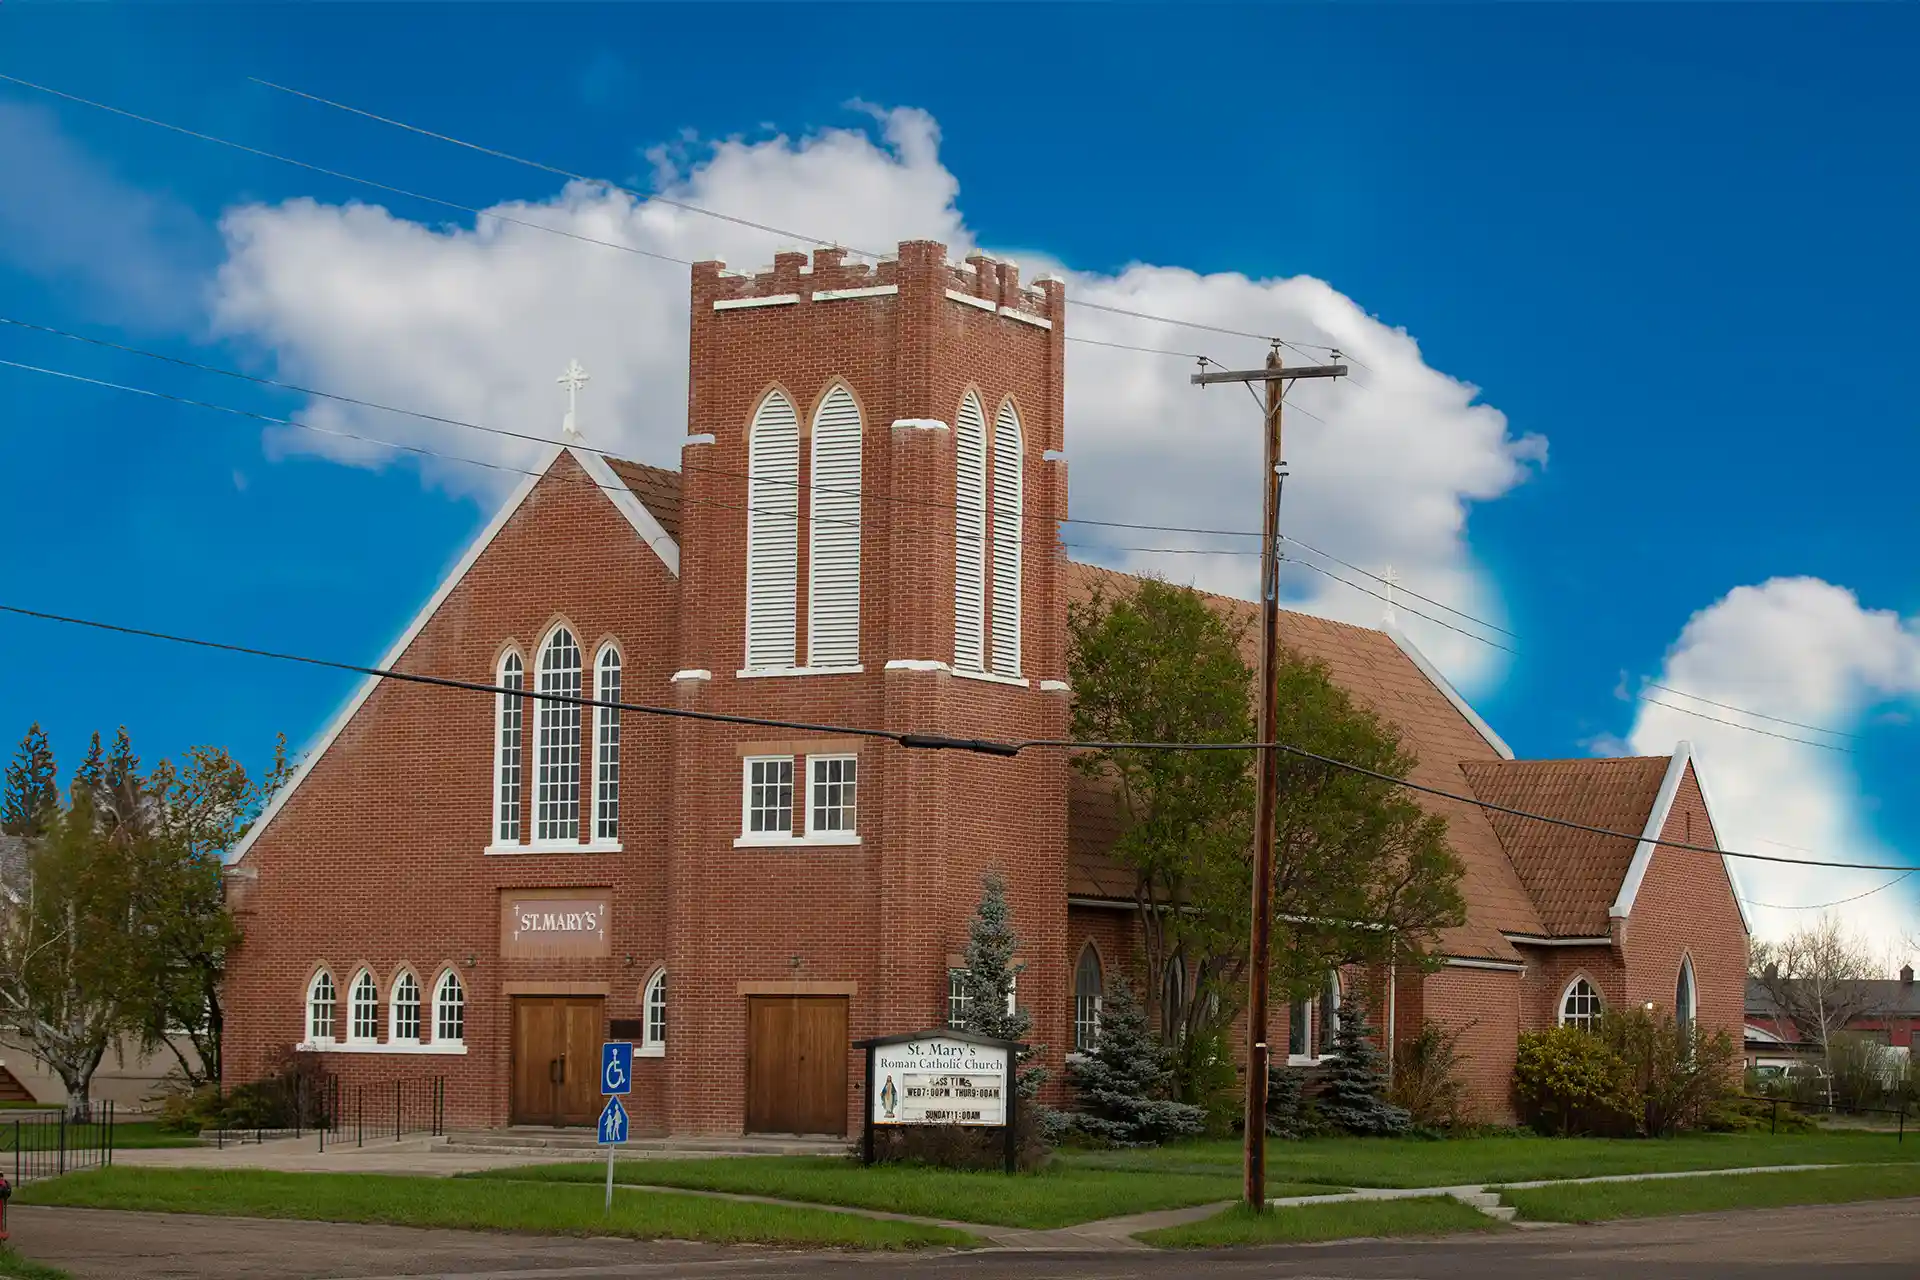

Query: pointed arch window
left=434, top=971, right=466, bottom=1044
left=642, top=969, right=667, bottom=1056
left=953, top=392, right=987, bottom=671
left=808, top=385, right=862, bottom=668
left=989, top=400, right=1023, bottom=676
left=1676, top=955, right=1697, bottom=1044
left=494, top=651, right=524, bottom=844
left=1161, top=954, right=1187, bottom=1042
left=1560, top=976, right=1602, bottom=1032
left=536, top=627, right=582, bottom=842
left=348, top=971, right=379, bottom=1043
left=306, top=970, right=336, bottom=1043
left=391, top=971, right=422, bottom=1042
left=1318, top=969, right=1341, bottom=1054
left=593, top=643, right=621, bottom=841
left=745, top=390, right=800, bottom=669
left=1073, top=946, right=1104, bottom=1052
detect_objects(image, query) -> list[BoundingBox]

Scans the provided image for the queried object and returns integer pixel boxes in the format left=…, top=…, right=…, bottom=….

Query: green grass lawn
left=1138, top=1196, right=1503, bottom=1248
left=0, top=1248, right=71, bottom=1280
left=469, top=1155, right=1333, bottom=1229
left=14, top=1167, right=973, bottom=1250
left=106, top=1122, right=204, bottom=1150
left=1070, top=1131, right=1920, bottom=1189
left=1504, top=1164, right=1920, bottom=1223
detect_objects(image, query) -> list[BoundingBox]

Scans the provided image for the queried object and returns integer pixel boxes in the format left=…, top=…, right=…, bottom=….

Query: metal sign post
left=599, top=1041, right=632, bottom=1215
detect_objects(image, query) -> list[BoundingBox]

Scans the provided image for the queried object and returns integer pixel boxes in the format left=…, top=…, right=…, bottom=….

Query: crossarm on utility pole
left=1189, top=363, right=1347, bottom=385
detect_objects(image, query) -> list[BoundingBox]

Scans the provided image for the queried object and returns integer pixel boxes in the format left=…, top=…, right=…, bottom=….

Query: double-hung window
left=806, top=755, right=857, bottom=838
left=742, top=757, right=794, bottom=838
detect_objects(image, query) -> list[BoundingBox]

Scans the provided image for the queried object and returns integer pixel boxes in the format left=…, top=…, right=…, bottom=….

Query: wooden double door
left=511, top=996, right=604, bottom=1126
left=745, top=996, right=848, bottom=1136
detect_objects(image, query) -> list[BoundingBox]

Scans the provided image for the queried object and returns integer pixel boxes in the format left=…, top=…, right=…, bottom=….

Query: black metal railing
left=1744, top=1092, right=1910, bottom=1141
left=2, top=1102, right=115, bottom=1182
left=318, top=1077, right=445, bottom=1152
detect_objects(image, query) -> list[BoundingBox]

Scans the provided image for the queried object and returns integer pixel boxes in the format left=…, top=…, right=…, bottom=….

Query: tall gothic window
left=306, top=970, right=336, bottom=1043
left=1161, top=954, right=1187, bottom=1042
left=745, top=390, right=800, bottom=669
left=536, top=627, right=582, bottom=842
left=953, top=391, right=987, bottom=671
left=349, top=970, right=379, bottom=1043
left=1676, top=955, right=1697, bottom=1044
left=989, top=399, right=1023, bottom=677
left=1074, top=946, right=1104, bottom=1052
left=434, top=971, right=465, bottom=1044
left=494, top=650, right=524, bottom=843
left=390, top=971, right=421, bottom=1042
left=594, top=644, right=621, bottom=841
left=643, top=969, right=667, bottom=1055
left=807, top=385, right=862, bottom=667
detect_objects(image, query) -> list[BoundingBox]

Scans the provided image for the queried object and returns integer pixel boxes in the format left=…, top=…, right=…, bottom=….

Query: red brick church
left=221, top=240, right=1749, bottom=1132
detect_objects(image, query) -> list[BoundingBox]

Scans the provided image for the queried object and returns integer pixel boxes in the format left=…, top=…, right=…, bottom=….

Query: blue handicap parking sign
left=601, top=1041, right=633, bottom=1096
left=597, top=1095, right=629, bottom=1145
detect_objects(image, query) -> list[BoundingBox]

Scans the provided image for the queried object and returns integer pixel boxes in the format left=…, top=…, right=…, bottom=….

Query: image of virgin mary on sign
left=880, top=1074, right=899, bottom=1119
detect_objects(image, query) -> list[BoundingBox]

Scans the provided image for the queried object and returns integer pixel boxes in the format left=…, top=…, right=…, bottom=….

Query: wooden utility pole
left=1191, top=347, right=1346, bottom=1210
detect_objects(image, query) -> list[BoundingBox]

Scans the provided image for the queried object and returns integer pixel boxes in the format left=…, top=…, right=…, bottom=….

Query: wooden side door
left=744, top=996, right=848, bottom=1136
left=511, top=996, right=605, bottom=1126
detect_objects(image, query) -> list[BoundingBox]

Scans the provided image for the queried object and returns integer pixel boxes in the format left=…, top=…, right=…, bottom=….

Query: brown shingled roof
left=605, top=458, right=683, bottom=542
left=1064, top=563, right=1542, bottom=962
left=1459, top=756, right=1672, bottom=937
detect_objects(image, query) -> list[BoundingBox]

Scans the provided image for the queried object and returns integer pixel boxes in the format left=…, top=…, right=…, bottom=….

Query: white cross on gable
left=558, top=359, right=590, bottom=438
left=1381, top=565, right=1399, bottom=625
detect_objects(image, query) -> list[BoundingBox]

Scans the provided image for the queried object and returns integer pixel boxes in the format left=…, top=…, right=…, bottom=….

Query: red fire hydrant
left=0, top=1168, right=12, bottom=1241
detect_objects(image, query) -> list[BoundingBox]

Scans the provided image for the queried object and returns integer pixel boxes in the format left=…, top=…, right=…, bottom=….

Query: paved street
left=11, top=1198, right=1920, bottom=1279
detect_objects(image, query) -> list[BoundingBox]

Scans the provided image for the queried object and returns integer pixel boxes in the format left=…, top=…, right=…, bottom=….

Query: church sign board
left=498, top=888, right=612, bottom=960
left=854, top=1028, right=1023, bottom=1173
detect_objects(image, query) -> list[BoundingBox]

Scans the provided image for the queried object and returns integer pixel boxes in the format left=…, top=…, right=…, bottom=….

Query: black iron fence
left=1, top=1102, right=115, bottom=1182
left=1745, top=1092, right=1909, bottom=1141
left=317, top=1076, right=446, bottom=1152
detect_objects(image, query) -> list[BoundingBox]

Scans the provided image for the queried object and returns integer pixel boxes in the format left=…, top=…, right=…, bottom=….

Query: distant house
left=1745, top=968, right=1918, bottom=1071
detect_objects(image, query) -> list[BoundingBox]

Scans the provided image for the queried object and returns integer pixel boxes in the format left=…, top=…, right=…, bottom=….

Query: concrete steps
left=1450, top=1189, right=1517, bottom=1222
left=442, top=1128, right=854, bottom=1159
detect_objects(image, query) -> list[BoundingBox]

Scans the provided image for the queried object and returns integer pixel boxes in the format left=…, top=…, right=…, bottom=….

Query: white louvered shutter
left=745, top=391, right=800, bottom=669
left=807, top=386, right=863, bottom=668
left=953, top=393, right=987, bottom=671
left=990, top=401, right=1023, bottom=676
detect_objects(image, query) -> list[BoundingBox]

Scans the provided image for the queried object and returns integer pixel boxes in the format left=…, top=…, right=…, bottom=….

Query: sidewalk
left=113, top=1134, right=590, bottom=1176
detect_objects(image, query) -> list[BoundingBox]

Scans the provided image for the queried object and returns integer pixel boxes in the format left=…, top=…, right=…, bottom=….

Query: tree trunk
left=59, top=1067, right=94, bottom=1123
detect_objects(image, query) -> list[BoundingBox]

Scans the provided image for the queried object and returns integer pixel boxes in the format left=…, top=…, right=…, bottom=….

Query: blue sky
left=2, top=3, right=1917, bottom=946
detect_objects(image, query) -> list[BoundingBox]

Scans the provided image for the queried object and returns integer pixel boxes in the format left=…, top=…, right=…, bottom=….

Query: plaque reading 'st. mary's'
left=498, top=888, right=612, bottom=960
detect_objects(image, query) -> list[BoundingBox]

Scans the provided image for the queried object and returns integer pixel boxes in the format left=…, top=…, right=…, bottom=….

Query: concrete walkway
left=115, top=1135, right=589, bottom=1176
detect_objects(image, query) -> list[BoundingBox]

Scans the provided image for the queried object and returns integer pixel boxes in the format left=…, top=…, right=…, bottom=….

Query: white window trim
left=640, top=968, right=667, bottom=1058
left=388, top=970, right=423, bottom=1044
left=591, top=641, right=623, bottom=844
left=733, top=832, right=861, bottom=848
left=1558, top=975, right=1604, bottom=1030
left=803, top=753, right=859, bottom=839
left=740, top=755, right=796, bottom=841
left=306, top=970, right=337, bottom=1045
left=492, top=650, right=525, bottom=846
left=484, top=839, right=625, bottom=856
left=534, top=624, right=584, bottom=844
left=734, top=664, right=865, bottom=679
left=347, top=970, right=380, bottom=1045
left=433, top=971, right=466, bottom=1048
left=1287, top=974, right=1343, bottom=1065
left=299, top=1039, right=470, bottom=1056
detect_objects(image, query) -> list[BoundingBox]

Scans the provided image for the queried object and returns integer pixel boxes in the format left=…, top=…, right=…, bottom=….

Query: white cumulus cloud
left=1623, top=577, right=1920, bottom=955
left=208, top=104, right=1541, bottom=690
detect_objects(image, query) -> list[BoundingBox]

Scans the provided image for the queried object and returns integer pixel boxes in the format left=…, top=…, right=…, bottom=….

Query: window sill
left=952, top=666, right=1030, bottom=688
left=735, top=665, right=865, bottom=679
left=298, top=1040, right=469, bottom=1056
left=484, top=840, right=624, bottom=856
left=733, top=833, right=863, bottom=848
left=637, top=1045, right=665, bottom=1059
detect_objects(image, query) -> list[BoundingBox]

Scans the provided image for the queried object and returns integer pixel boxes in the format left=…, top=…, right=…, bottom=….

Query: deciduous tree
left=1750, top=915, right=1890, bottom=1071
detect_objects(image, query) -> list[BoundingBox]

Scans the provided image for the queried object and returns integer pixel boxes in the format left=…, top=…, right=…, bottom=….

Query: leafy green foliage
left=1315, top=995, right=1411, bottom=1136
left=1066, top=980, right=1207, bottom=1146
left=1, top=723, right=58, bottom=837
left=1515, top=1009, right=1739, bottom=1137
left=1390, top=1020, right=1470, bottom=1130
left=1265, top=1061, right=1315, bottom=1140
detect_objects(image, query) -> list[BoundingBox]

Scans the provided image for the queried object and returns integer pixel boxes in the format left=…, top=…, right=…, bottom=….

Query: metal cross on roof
left=558, top=359, right=590, bottom=437
left=1381, top=564, right=1399, bottom=625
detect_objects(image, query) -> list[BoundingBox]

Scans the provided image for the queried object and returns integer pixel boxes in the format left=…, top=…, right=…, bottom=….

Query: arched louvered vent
left=745, top=390, right=800, bottom=669
left=990, top=400, right=1024, bottom=676
left=807, top=385, right=863, bottom=667
left=954, top=392, right=988, bottom=671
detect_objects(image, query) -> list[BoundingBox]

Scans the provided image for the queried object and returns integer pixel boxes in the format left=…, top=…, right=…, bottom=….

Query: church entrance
left=744, top=996, right=848, bottom=1136
left=510, top=996, right=604, bottom=1126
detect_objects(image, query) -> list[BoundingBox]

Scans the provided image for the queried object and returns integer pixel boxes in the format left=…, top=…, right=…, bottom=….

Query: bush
left=1065, top=981, right=1207, bottom=1146
left=1391, top=1020, right=1469, bottom=1130
left=1828, top=1033, right=1900, bottom=1111
left=1514, top=1009, right=1739, bottom=1137
left=1513, top=1025, right=1634, bottom=1136
left=1265, top=1061, right=1316, bottom=1140
left=1705, top=1093, right=1818, bottom=1134
left=153, top=1048, right=335, bottom=1134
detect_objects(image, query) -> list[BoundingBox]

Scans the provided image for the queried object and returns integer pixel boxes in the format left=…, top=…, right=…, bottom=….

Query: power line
left=1636, top=697, right=1852, bottom=754
left=1644, top=681, right=1859, bottom=740
left=1738, top=870, right=1914, bottom=912
left=2, top=598, right=1914, bottom=875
